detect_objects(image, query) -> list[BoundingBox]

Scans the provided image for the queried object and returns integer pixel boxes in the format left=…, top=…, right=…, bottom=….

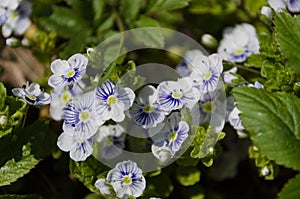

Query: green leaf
left=143, top=173, right=174, bottom=198
left=0, top=144, right=39, bottom=186
left=70, top=157, right=109, bottom=193
left=278, top=173, right=300, bottom=199
left=40, top=6, right=91, bottom=38
left=0, top=82, right=6, bottom=110
left=233, top=87, right=300, bottom=170
left=133, top=16, right=164, bottom=48
left=176, top=166, right=201, bottom=186
left=93, top=0, right=106, bottom=23
left=275, top=12, right=300, bottom=74
left=147, top=0, right=190, bottom=13
left=120, top=0, right=144, bottom=23
left=189, top=0, right=236, bottom=15
left=190, top=126, right=225, bottom=159
left=96, top=15, right=115, bottom=33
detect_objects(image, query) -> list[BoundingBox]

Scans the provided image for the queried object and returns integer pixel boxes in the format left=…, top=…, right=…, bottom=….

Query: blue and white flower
left=95, top=124, right=126, bottom=159
left=287, top=0, right=300, bottom=12
left=151, top=142, right=174, bottom=163
left=94, top=178, right=111, bottom=195
left=176, top=49, right=203, bottom=77
left=106, top=160, right=146, bottom=198
left=57, top=124, right=94, bottom=162
left=157, top=78, right=198, bottom=111
left=217, top=23, right=259, bottom=63
left=12, top=82, right=51, bottom=105
left=223, top=67, right=238, bottom=85
left=268, top=0, right=286, bottom=11
left=152, top=113, right=189, bottom=155
left=62, top=91, right=101, bottom=139
left=268, top=0, right=300, bottom=13
left=48, top=53, right=88, bottom=89
left=1, top=0, right=31, bottom=38
left=95, top=80, right=135, bottom=122
left=129, top=85, right=168, bottom=129
left=190, top=53, right=223, bottom=93
left=50, top=82, right=84, bottom=121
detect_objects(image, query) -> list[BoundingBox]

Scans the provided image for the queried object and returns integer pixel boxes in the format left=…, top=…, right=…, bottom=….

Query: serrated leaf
left=278, top=173, right=300, bottom=199
left=120, top=0, right=144, bottom=23
left=233, top=87, right=300, bottom=170
left=133, top=16, right=164, bottom=48
left=70, top=157, right=109, bottom=193
left=0, top=144, right=39, bottom=186
left=275, top=12, right=300, bottom=74
left=147, top=0, right=190, bottom=13
left=176, top=167, right=200, bottom=186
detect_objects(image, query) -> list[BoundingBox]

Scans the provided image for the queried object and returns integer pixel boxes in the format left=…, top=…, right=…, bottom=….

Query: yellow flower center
left=79, top=110, right=90, bottom=122
left=204, top=71, right=212, bottom=80
left=122, top=174, right=132, bottom=185
left=67, top=70, right=75, bottom=78
left=27, top=95, right=37, bottom=101
left=172, top=92, right=181, bottom=99
left=143, top=104, right=154, bottom=113
left=61, top=91, right=72, bottom=104
left=168, top=131, right=178, bottom=142
left=107, top=96, right=117, bottom=105
left=203, top=101, right=214, bottom=113
left=234, top=48, right=245, bottom=55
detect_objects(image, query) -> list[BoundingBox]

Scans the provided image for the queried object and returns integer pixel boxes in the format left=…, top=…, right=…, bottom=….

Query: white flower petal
left=50, top=59, right=70, bottom=75
left=11, top=88, right=25, bottom=97
left=14, top=17, right=31, bottom=35
left=95, top=179, right=111, bottom=195
left=57, top=131, right=77, bottom=152
left=48, top=75, right=65, bottom=88
left=68, top=53, right=88, bottom=70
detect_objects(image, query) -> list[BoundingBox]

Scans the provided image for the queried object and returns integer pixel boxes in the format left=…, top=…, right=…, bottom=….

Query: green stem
left=236, top=64, right=261, bottom=75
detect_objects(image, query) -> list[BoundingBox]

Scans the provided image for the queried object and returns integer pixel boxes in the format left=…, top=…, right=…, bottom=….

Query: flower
left=62, top=91, right=101, bottom=139
left=152, top=113, right=189, bottom=154
left=261, top=6, right=272, bottom=19
left=217, top=23, right=259, bottom=63
left=129, top=85, right=168, bottom=129
left=151, top=142, right=174, bottom=163
left=0, top=0, right=22, bottom=10
left=157, top=78, right=198, bottom=111
left=57, top=124, right=94, bottom=161
left=48, top=53, right=88, bottom=89
left=176, top=49, right=204, bottom=77
left=95, top=80, right=135, bottom=122
left=12, top=82, right=51, bottom=105
left=268, top=0, right=286, bottom=11
left=1, top=0, right=32, bottom=38
left=223, top=67, right=238, bottom=85
left=95, top=124, right=126, bottom=159
left=287, top=0, right=300, bottom=12
left=49, top=82, right=84, bottom=121
left=190, top=53, right=223, bottom=93
left=94, top=178, right=111, bottom=195
left=106, top=160, right=146, bottom=198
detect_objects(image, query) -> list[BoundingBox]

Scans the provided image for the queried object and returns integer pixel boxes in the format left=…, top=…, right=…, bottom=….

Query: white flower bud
left=201, top=34, right=218, bottom=48
left=261, top=6, right=272, bottom=19
left=0, top=115, right=8, bottom=126
left=261, top=166, right=270, bottom=176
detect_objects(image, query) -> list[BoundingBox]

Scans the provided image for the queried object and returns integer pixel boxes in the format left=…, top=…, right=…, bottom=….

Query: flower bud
left=201, top=34, right=218, bottom=48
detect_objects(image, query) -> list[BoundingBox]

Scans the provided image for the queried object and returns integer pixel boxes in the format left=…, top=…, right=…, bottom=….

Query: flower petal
left=57, top=131, right=77, bottom=152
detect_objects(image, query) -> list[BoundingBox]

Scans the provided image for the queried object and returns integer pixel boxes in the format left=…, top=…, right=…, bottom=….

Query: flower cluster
left=0, top=0, right=31, bottom=38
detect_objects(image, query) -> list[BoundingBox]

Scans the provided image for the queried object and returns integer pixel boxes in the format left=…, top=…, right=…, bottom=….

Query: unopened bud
left=261, top=6, right=272, bottom=19
left=261, top=166, right=270, bottom=176
left=6, top=37, right=20, bottom=47
left=201, top=34, right=218, bottom=48
left=0, top=115, right=8, bottom=126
